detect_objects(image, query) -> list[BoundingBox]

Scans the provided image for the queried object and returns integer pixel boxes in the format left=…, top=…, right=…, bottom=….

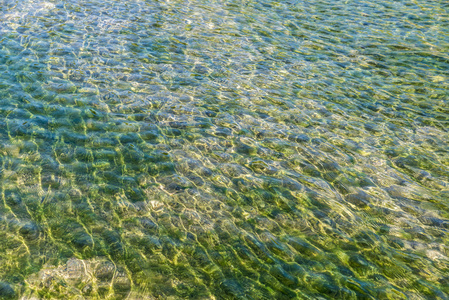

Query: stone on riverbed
left=44, top=81, right=77, bottom=94
left=24, top=258, right=132, bottom=299
left=0, top=282, right=16, bottom=300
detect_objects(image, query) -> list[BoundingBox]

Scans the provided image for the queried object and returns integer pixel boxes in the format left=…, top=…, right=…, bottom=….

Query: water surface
left=0, top=0, right=448, bottom=298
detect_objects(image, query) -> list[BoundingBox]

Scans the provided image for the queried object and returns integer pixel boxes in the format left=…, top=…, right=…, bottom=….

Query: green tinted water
left=0, top=0, right=448, bottom=298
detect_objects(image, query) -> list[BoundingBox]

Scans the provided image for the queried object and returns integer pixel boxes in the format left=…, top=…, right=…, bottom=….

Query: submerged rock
left=95, top=261, right=115, bottom=281
left=19, top=222, right=40, bottom=241
left=346, top=190, right=373, bottom=208
left=5, top=191, right=22, bottom=206
left=270, top=265, right=299, bottom=287
left=220, top=279, right=246, bottom=300
left=44, top=81, right=77, bottom=94
left=0, top=282, right=15, bottom=300
left=24, top=257, right=131, bottom=299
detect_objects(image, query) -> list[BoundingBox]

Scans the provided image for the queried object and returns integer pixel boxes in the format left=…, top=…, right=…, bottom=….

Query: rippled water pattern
left=0, top=0, right=448, bottom=298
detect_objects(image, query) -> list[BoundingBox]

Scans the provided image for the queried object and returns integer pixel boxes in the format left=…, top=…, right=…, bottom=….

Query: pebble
left=0, top=282, right=15, bottom=300
left=44, top=81, right=76, bottom=94
left=220, top=279, right=246, bottom=300
left=95, top=261, right=116, bottom=281
left=270, top=265, right=299, bottom=287
left=19, top=222, right=39, bottom=240
left=102, top=230, right=124, bottom=257
left=5, top=191, right=22, bottom=206
left=139, top=236, right=162, bottom=252
left=72, top=231, right=94, bottom=249
left=287, top=237, right=322, bottom=258
left=243, top=234, right=275, bottom=263
left=113, top=270, right=131, bottom=294
left=346, top=190, right=372, bottom=208
left=288, top=134, right=310, bottom=143
left=65, top=258, right=87, bottom=280
left=348, top=254, right=372, bottom=273
left=139, top=218, right=158, bottom=231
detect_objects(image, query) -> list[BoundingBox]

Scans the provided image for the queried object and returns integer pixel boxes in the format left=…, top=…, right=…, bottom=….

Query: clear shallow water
left=0, top=0, right=448, bottom=298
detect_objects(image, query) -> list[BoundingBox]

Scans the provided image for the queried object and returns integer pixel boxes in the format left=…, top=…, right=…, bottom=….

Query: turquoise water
left=0, top=0, right=448, bottom=298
